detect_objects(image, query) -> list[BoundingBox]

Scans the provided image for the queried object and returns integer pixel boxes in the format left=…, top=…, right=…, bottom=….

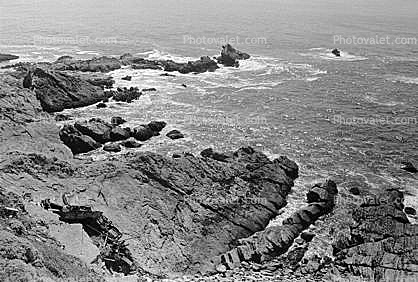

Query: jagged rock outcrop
left=0, top=147, right=298, bottom=277
left=53, top=56, right=121, bottom=72
left=204, top=180, right=338, bottom=274
left=59, top=124, right=101, bottom=154
left=217, top=44, right=250, bottom=67
left=332, top=189, right=418, bottom=281
left=31, top=68, right=111, bottom=112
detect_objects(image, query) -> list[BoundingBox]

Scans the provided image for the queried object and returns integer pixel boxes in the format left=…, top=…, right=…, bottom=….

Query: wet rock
left=200, top=148, right=230, bottom=162
left=74, top=118, right=113, bottom=143
left=55, top=114, right=71, bottom=122
left=121, top=75, right=132, bottom=81
left=86, top=76, right=114, bottom=89
left=59, top=124, right=101, bottom=154
left=349, top=187, right=360, bottom=195
left=112, top=87, right=142, bottom=103
left=217, top=44, right=250, bottom=67
left=132, top=125, right=155, bottom=141
left=142, top=88, right=156, bottom=92
left=120, top=139, right=142, bottom=148
left=96, top=102, right=107, bottom=108
left=160, top=73, right=176, bottom=77
left=110, top=127, right=131, bottom=142
left=404, top=207, right=416, bottom=215
left=103, top=143, right=121, bottom=153
left=172, top=153, right=181, bottom=158
left=110, top=116, right=126, bottom=126
left=401, top=161, right=417, bottom=173
left=0, top=53, right=19, bottom=62
left=275, top=156, right=299, bottom=179
left=181, top=83, right=187, bottom=88
left=166, top=129, right=184, bottom=140
left=147, top=121, right=166, bottom=133
left=331, top=49, right=341, bottom=57
left=53, top=56, right=121, bottom=72
left=31, top=67, right=111, bottom=112
left=301, top=231, right=315, bottom=242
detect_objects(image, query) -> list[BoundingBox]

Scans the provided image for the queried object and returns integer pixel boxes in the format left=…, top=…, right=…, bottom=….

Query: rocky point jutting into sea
left=0, top=45, right=417, bottom=282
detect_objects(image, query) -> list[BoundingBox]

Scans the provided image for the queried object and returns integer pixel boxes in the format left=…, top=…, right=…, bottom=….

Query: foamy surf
left=387, top=75, right=418, bottom=85
left=300, top=48, right=368, bottom=62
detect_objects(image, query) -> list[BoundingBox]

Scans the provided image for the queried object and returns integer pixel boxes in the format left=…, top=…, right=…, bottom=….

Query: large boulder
left=147, top=121, right=166, bottom=133
left=217, top=44, right=250, bottom=67
left=166, top=129, right=184, bottom=140
left=132, top=125, right=155, bottom=141
left=161, top=56, right=219, bottom=74
left=59, top=125, right=101, bottom=154
left=74, top=118, right=113, bottom=143
left=110, top=126, right=131, bottom=142
left=31, top=68, right=111, bottom=112
left=53, top=56, right=121, bottom=72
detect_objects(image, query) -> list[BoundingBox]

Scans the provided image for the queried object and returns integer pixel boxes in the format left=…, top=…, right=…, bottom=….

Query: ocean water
left=1, top=0, right=417, bottom=216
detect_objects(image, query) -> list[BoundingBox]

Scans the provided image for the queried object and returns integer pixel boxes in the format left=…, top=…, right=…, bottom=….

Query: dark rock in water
left=110, top=127, right=131, bottom=142
left=301, top=231, right=315, bottom=242
left=142, top=88, right=156, bottom=92
left=121, top=75, right=132, bottom=81
left=274, top=156, right=299, bottom=179
left=74, top=118, right=113, bottom=143
left=132, top=125, right=155, bottom=141
left=53, top=56, right=121, bottom=72
left=96, top=102, right=107, bottom=108
left=112, top=87, right=142, bottom=103
left=55, top=114, right=71, bottom=122
left=181, top=83, right=187, bottom=88
left=349, top=186, right=360, bottom=195
left=172, top=153, right=181, bottom=158
left=404, top=207, right=416, bottom=215
left=0, top=53, right=19, bottom=62
left=31, top=68, right=111, bottom=112
left=110, top=116, right=126, bottom=126
left=166, top=129, right=184, bottom=140
left=147, top=121, right=166, bottom=132
left=59, top=124, right=101, bottom=154
left=217, top=44, right=250, bottom=67
left=160, top=73, right=176, bottom=77
left=102, top=97, right=109, bottom=103
left=331, top=49, right=341, bottom=57
left=120, top=139, right=142, bottom=148
left=401, top=161, right=417, bottom=173
left=103, top=143, right=121, bottom=153
left=307, top=180, right=338, bottom=203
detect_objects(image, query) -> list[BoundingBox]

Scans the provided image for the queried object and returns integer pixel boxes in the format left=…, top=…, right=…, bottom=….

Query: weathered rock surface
left=103, top=143, right=121, bottom=153
left=217, top=44, right=250, bottom=67
left=332, top=189, right=418, bottom=281
left=31, top=68, right=111, bottom=112
left=53, top=56, right=121, bottom=72
left=74, top=118, right=113, bottom=144
left=205, top=180, right=338, bottom=274
left=0, top=189, right=102, bottom=281
left=132, top=125, right=155, bottom=141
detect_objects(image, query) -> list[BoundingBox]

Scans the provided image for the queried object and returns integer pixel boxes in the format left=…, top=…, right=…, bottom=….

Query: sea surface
left=1, top=0, right=417, bottom=218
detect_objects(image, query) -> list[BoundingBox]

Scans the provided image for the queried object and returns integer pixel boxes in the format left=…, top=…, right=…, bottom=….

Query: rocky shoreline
left=0, top=45, right=417, bottom=281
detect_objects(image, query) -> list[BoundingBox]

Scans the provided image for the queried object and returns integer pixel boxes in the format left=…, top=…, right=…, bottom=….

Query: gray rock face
left=59, top=124, right=101, bottom=154
left=53, top=56, right=121, bottom=72
left=205, top=180, right=338, bottom=274
left=333, top=189, right=418, bottom=281
left=31, top=68, right=110, bottom=112
left=74, top=118, right=113, bottom=144
left=217, top=44, right=250, bottom=67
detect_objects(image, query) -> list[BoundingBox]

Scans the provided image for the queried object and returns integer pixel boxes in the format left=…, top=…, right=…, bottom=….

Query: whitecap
left=300, top=48, right=368, bottom=62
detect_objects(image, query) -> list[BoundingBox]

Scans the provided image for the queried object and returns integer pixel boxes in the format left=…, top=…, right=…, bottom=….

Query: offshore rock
left=59, top=124, right=101, bottom=154
left=53, top=56, right=121, bottom=72
left=217, top=44, right=250, bottom=67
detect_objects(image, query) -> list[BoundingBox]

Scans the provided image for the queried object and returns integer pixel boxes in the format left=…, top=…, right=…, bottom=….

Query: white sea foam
left=388, top=75, right=418, bottom=85
left=301, top=48, right=368, bottom=62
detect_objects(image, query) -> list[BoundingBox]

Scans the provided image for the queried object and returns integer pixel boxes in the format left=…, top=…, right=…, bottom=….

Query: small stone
left=166, top=129, right=184, bottom=140
left=96, top=102, right=107, bottom=108
left=172, top=153, right=181, bottom=158
left=405, top=207, right=416, bottom=215
left=121, top=75, right=132, bottom=81
left=349, top=187, right=360, bottom=195
left=216, top=264, right=227, bottom=273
